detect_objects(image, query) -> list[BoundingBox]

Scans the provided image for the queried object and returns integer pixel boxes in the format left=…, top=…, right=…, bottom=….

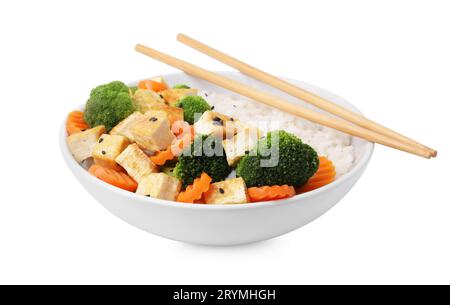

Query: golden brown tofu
left=136, top=173, right=182, bottom=201
left=92, top=134, right=129, bottom=170
left=130, top=111, right=176, bottom=152
left=223, top=127, right=262, bottom=166
left=67, top=125, right=106, bottom=162
left=115, top=143, right=158, bottom=183
left=194, top=111, right=240, bottom=139
left=110, top=112, right=145, bottom=142
left=159, top=88, right=198, bottom=106
left=233, top=120, right=255, bottom=134
left=204, top=178, right=249, bottom=204
left=147, top=104, right=184, bottom=126
left=133, top=89, right=166, bottom=113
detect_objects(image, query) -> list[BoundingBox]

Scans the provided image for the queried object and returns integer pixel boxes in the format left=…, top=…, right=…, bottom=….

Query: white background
left=0, top=0, right=448, bottom=284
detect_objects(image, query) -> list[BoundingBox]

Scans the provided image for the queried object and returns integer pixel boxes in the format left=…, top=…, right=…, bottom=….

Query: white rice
left=199, top=90, right=355, bottom=178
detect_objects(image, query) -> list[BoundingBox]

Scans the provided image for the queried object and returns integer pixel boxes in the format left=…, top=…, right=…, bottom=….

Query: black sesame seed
left=212, top=117, right=223, bottom=126
left=205, top=93, right=209, bottom=97
left=99, top=138, right=104, bottom=143
left=159, top=94, right=164, bottom=99
left=211, top=106, right=215, bottom=110
left=233, top=105, right=237, bottom=108
left=146, top=194, right=151, bottom=197
left=219, top=188, right=225, bottom=194
left=81, top=129, right=86, bottom=132
left=245, top=150, right=250, bottom=154
left=101, top=150, right=106, bottom=155
left=149, top=117, right=158, bottom=122
left=230, top=117, right=235, bottom=121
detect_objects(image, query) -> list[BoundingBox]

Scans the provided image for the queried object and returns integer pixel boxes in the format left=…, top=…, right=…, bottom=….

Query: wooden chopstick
left=135, top=43, right=432, bottom=158
left=176, top=33, right=437, bottom=158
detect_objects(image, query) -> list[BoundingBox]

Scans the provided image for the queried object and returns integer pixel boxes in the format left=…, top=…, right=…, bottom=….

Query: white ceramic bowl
left=60, top=72, right=373, bottom=246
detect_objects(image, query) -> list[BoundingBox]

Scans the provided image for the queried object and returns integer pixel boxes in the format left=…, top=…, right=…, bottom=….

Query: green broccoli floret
left=173, top=84, right=191, bottom=89
left=84, top=81, right=136, bottom=131
left=174, top=135, right=232, bottom=187
left=175, top=95, right=211, bottom=124
left=236, top=130, right=319, bottom=187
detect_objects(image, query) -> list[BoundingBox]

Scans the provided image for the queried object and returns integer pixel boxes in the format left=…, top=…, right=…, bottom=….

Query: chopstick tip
left=176, top=33, right=186, bottom=41
left=425, top=149, right=437, bottom=159
left=135, top=44, right=147, bottom=53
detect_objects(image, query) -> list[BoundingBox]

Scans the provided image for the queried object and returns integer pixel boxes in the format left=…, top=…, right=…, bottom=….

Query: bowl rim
left=60, top=71, right=374, bottom=210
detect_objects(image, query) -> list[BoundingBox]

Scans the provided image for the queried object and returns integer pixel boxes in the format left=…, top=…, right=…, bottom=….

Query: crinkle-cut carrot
left=88, top=164, right=137, bottom=192
left=66, top=111, right=89, bottom=135
left=248, top=185, right=296, bottom=202
left=150, top=131, right=194, bottom=166
left=171, top=133, right=194, bottom=155
left=171, top=121, right=195, bottom=139
left=194, top=195, right=205, bottom=204
left=150, top=121, right=195, bottom=166
left=150, top=149, right=175, bottom=166
left=177, top=173, right=212, bottom=203
left=296, top=156, right=336, bottom=193
left=137, top=79, right=168, bottom=92
left=171, top=121, right=189, bottom=137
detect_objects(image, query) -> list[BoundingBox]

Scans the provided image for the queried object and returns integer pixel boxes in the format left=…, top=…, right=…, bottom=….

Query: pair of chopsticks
left=135, top=34, right=437, bottom=159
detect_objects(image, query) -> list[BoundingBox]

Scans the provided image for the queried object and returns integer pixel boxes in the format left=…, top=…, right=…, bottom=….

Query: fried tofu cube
left=233, top=120, right=255, bottom=134
left=92, top=134, right=129, bottom=170
left=148, top=104, right=184, bottom=126
left=159, top=88, right=198, bottom=106
left=136, top=173, right=182, bottom=201
left=223, top=127, right=262, bottom=166
left=204, top=178, right=249, bottom=204
left=133, top=89, right=166, bottom=113
left=115, top=143, right=158, bottom=183
left=67, top=125, right=106, bottom=162
left=130, top=111, right=176, bottom=152
left=194, top=111, right=240, bottom=139
left=110, top=112, right=145, bottom=142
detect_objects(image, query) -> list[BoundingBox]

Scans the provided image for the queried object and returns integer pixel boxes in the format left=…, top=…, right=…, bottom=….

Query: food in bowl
left=65, top=77, right=355, bottom=204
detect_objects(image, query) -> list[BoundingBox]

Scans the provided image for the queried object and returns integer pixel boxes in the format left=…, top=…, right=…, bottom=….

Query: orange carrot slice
left=193, top=193, right=206, bottom=204
left=137, top=80, right=168, bottom=92
left=171, top=121, right=189, bottom=137
left=150, top=129, right=194, bottom=166
left=248, top=185, right=296, bottom=202
left=150, top=149, right=175, bottom=166
left=171, top=121, right=194, bottom=139
left=296, top=156, right=336, bottom=193
left=177, top=173, right=212, bottom=203
left=88, top=164, right=137, bottom=192
left=171, top=133, right=194, bottom=155
left=66, top=111, right=89, bottom=135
